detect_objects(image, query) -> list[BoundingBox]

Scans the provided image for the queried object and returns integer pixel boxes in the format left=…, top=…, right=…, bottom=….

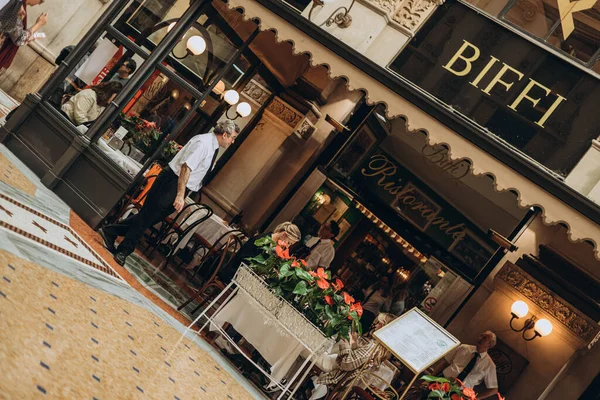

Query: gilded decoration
left=242, top=80, right=271, bottom=106
left=266, top=97, right=304, bottom=129
left=364, top=0, right=445, bottom=30
left=497, top=263, right=598, bottom=341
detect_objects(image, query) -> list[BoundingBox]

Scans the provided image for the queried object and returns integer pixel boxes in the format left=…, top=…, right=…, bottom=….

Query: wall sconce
left=510, top=301, right=553, bottom=341
left=489, top=229, right=518, bottom=252
left=172, top=35, right=206, bottom=59
left=308, top=0, right=356, bottom=28
left=223, top=89, right=240, bottom=106
left=226, top=102, right=251, bottom=120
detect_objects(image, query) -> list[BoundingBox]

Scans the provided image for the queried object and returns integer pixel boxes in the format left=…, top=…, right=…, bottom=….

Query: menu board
left=373, top=308, right=460, bottom=373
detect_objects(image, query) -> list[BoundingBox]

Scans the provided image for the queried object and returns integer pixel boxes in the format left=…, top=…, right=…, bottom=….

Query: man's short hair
left=214, top=120, right=237, bottom=136
left=483, top=331, right=497, bottom=348
left=124, top=58, right=137, bottom=74
left=329, top=221, right=340, bottom=237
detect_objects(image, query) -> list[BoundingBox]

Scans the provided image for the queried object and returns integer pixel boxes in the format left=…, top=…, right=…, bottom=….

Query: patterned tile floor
left=0, top=122, right=266, bottom=399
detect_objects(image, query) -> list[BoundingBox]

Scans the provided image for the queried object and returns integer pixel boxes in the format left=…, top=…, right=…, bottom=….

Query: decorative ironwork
left=497, top=263, right=598, bottom=341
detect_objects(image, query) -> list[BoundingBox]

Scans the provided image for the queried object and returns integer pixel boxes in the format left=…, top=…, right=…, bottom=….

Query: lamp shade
left=212, top=80, right=226, bottom=96
left=236, top=102, right=251, bottom=118
left=534, top=319, right=553, bottom=337
left=186, top=35, right=206, bottom=56
left=223, top=90, right=239, bottom=106
left=167, top=22, right=176, bottom=32
left=511, top=301, right=529, bottom=318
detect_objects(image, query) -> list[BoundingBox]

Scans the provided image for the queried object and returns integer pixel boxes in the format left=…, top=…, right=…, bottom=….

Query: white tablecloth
left=211, top=293, right=306, bottom=382
left=97, top=138, right=143, bottom=177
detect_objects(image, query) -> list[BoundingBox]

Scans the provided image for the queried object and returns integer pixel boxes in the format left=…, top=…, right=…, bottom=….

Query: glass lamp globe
left=186, top=36, right=206, bottom=56
left=511, top=301, right=529, bottom=318
left=534, top=319, right=553, bottom=337
left=224, top=90, right=239, bottom=106
left=212, top=80, right=226, bottom=96
left=167, top=22, right=176, bottom=32
left=236, top=102, right=251, bottom=118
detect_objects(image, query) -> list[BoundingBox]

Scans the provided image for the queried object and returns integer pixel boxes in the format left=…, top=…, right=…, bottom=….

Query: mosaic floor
left=0, top=119, right=266, bottom=399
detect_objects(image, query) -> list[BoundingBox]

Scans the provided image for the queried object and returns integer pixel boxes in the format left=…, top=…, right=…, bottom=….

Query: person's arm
left=29, top=11, right=48, bottom=34
left=336, top=340, right=375, bottom=372
left=477, top=388, right=498, bottom=399
left=173, top=163, right=191, bottom=212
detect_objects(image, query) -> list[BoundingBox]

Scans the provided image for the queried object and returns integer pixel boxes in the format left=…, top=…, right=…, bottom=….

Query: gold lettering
left=536, top=94, right=567, bottom=128
left=470, top=56, right=500, bottom=88
left=482, top=63, right=524, bottom=95
left=557, top=0, right=597, bottom=40
left=443, top=40, right=481, bottom=77
left=508, top=79, right=550, bottom=112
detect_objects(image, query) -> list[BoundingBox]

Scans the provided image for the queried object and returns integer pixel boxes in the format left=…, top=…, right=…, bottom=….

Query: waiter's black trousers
left=103, top=167, right=179, bottom=256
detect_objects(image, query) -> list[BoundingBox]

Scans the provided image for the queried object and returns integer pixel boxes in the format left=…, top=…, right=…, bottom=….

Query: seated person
left=307, top=313, right=395, bottom=400
left=61, top=81, right=122, bottom=127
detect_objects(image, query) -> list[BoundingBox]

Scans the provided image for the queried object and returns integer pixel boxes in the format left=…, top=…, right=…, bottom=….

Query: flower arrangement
left=119, top=113, right=162, bottom=154
left=420, top=376, right=505, bottom=400
left=247, top=237, right=362, bottom=340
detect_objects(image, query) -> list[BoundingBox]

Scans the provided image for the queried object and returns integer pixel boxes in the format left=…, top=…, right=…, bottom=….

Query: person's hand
left=36, top=12, right=49, bottom=26
left=173, top=195, right=185, bottom=213
left=349, top=331, right=358, bottom=347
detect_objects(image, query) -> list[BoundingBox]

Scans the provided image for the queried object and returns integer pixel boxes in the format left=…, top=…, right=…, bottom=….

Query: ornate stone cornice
left=364, top=0, right=444, bottom=31
left=497, top=263, right=599, bottom=342
left=242, top=80, right=271, bottom=106
left=266, top=97, right=304, bottom=129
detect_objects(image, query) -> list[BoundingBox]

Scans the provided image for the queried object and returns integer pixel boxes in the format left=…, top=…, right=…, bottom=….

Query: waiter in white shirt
left=305, top=221, right=340, bottom=270
left=99, top=120, right=239, bottom=266
left=435, top=331, right=499, bottom=399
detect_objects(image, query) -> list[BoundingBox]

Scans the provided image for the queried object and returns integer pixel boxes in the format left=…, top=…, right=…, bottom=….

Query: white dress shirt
left=306, top=238, right=335, bottom=270
left=443, top=344, right=498, bottom=389
left=169, top=133, right=219, bottom=191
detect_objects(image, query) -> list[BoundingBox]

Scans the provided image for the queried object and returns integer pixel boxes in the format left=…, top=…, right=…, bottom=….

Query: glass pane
left=504, top=0, right=558, bottom=38
left=95, top=69, right=197, bottom=177
left=113, top=0, right=191, bottom=46
left=463, top=0, right=511, bottom=16
left=546, top=4, right=600, bottom=64
left=48, top=34, right=144, bottom=129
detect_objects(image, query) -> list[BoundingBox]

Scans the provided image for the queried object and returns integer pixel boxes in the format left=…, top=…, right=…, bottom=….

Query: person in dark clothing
left=218, top=222, right=301, bottom=283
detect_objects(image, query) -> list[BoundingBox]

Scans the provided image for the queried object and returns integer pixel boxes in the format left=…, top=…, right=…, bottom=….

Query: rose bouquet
left=247, top=236, right=362, bottom=340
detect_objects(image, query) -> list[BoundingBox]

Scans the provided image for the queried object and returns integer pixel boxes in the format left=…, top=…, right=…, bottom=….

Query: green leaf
left=295, top=268, right=314, bottom=282
left=427, top=390, right=447, bottom=399
left=246, top=254, right=267, bottom=265
left=293, top=281, right=309, bottom=295
left=315, top=303, right=324, bottom=311
left=255, top=237, right=273, bottom=247
left=421, top=376, right=450, bottom=383
left=278, top=264, right=294, bottom=279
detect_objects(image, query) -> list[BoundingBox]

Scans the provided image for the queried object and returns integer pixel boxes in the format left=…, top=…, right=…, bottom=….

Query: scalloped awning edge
left=222, top=0, right=600, bottom=259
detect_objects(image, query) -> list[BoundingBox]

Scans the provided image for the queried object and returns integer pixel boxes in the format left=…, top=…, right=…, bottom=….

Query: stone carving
left=242, top=80, right=271, bottom=106
left=497, top=263, right=598, bottom=342
left=393, top=0, right=445, bottom=30
left=266, top=97, right=304, bottom=129
left=516, top=0, right=538, bottom=22
left=362, top=0, right=444, bottom=31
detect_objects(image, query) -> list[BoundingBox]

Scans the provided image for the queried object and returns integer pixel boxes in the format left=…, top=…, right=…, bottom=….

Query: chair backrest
left=131, top=174, right=159, bottom=206
left=199, top=234, right=244, bottom=283
left=177, top=204, right=214, bottom=239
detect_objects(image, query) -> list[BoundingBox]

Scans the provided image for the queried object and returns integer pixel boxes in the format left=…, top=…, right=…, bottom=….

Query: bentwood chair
left=105, top=173, right=159, bottom=224
left=145, top=203, right=213, bottom=259
left=177, top=233, right=244, bottom=314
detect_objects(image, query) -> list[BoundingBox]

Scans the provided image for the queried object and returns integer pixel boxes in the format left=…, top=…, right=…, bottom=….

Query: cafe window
left=464, top=0, right=600, bottom=69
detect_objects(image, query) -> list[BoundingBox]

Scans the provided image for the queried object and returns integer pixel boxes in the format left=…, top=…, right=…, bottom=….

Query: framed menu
left=373, top=308, right=460, bottom=374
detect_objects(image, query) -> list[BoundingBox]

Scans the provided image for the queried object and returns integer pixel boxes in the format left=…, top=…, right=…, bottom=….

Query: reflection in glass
left=96, top=69, right=195, bottom=177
